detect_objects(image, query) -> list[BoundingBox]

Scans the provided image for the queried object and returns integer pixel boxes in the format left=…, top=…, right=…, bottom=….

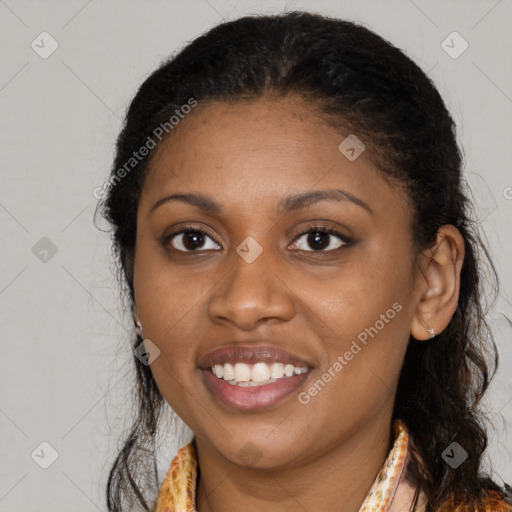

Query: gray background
left=1, top=0, right=511, bottom=510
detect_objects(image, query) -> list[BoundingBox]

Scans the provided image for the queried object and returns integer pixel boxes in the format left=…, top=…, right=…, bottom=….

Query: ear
left=410, top=225, right=465, bottom=341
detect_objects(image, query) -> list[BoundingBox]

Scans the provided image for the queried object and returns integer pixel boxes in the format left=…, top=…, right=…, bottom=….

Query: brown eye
left=167, top=229, right=221, bottom=252
left=290, top=227, right=351, bottom=252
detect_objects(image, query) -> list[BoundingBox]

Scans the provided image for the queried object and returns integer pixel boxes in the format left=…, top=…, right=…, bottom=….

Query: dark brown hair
left=98, top=11, right=507, bottom=511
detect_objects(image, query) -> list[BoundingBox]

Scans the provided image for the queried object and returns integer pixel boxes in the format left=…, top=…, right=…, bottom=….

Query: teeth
left=223, top=363, right=234, bottom=381
left=210, top=361, right=309, bottom=386
left=270, top=362, right=284, bottom=379
left=251, top=362, right=270, bottom=382
left=214, top=364, right=224, bottom=379
left=284, top=364, right=294, bottom=377
left=234, top=362, right=251, bottom=382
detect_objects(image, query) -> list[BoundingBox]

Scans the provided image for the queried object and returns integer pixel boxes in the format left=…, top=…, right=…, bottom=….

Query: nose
left=207, top=246, right=295, bottom=330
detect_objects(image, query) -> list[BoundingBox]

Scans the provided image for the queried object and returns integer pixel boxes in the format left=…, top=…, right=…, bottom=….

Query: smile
left=202, top=363, right=313, bottom=411
left=210, top=361, right=309, bottom=386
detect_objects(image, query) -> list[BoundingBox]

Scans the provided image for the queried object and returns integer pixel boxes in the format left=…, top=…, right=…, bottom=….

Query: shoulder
left=437, top=490, right=512, bottom=512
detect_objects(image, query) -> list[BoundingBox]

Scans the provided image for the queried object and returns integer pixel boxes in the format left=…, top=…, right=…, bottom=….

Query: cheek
left=133, top=244, right=209, bottom=422
left=133, top=235, right=213, bottom=341
left=299, top=241, right=413, bottom=396
left=298, top=295, right=409, bottom=440
left=302, top=240, right=411, bottom=335
left=132, top=239, right=212, bottom=412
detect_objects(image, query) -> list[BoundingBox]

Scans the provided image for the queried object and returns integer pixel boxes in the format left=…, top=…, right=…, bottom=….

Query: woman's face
left=133, top=96, right=421, bottom=468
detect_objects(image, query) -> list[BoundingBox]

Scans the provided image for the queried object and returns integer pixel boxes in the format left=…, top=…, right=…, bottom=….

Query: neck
left=195, top=412, right=395, bottom=512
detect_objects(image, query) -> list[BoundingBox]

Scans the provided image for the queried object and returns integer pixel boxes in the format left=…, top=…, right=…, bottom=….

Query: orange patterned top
left=154, top=419, right=512, bottom=512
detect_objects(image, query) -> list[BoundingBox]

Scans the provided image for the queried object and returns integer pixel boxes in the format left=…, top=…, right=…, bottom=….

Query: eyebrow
left=150, top=188, right=373, bottom=216
left=278, top=188, right=373, bottom=216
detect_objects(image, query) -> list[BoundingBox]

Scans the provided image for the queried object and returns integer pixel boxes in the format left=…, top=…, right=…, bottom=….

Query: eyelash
left=163, top=223, right=353, bottom=253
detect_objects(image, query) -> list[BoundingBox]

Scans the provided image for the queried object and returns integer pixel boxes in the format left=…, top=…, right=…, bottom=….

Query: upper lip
left=198, top=344, right=314, bottom=369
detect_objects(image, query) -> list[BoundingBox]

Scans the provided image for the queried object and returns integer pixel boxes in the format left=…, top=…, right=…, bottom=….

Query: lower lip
left=201, top=368, right=312, bottom=411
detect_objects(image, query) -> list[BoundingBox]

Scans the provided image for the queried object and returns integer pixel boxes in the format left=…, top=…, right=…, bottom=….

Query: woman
left=99, top=11, right=512, bottom=512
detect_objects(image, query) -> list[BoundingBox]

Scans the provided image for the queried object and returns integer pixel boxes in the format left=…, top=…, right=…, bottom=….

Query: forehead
left=141, top=96, right=409, bottom=221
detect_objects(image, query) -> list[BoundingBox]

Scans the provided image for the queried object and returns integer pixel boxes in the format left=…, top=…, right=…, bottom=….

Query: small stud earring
left=132, top=310, right=143, bottom=338
left=426, top=327, right=435, bottom=339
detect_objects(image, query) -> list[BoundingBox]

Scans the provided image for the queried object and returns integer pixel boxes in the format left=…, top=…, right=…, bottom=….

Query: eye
left=163, top=224, right=352, bottom=253
left=165, top=227, right=221, bottom=252
left=289, top=226, right=352, bottom=252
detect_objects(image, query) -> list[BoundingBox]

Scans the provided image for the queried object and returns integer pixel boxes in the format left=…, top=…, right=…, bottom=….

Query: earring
left=426, top=327, right=435, bottom=339
left=132, top=310, right=143, bottom=338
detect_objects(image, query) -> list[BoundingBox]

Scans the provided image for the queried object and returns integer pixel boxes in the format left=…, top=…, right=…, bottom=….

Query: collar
left=155, top=419, right=409, bottom=512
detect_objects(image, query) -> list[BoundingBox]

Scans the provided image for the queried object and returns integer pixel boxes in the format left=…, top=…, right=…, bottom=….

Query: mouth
left=198, top=345, right=315, bottom=411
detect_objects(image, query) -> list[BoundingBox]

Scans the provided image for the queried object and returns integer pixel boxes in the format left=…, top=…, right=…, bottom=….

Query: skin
left=133, top=95, right=464, bottom=512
